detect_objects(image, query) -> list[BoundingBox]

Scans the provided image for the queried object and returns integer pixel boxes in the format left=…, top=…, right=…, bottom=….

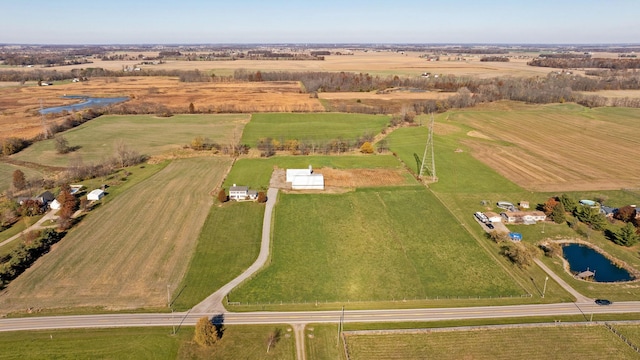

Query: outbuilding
left=87, top=189, right=105, bottom=201
left=292, top=174, right=325, bottom=190
left=49, top=199, right=61, bottom=210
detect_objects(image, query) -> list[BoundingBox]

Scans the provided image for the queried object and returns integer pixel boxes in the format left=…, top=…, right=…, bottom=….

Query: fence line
left=605, top=322, right=640, bottom=354
left=225, top=293, right=533, bottom=307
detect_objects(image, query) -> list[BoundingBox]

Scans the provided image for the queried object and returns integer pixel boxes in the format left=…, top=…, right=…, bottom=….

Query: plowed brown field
left=453, top=104, right=640, bottom=191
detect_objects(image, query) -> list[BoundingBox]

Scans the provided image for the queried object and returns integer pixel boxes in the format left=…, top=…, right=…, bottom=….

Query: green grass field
left=0, top=324, right=295, bottom=360
left=344, top=325, right=640, bottom=360
left=224, top=154, right=405, bottom=190
left=241, top=113, right=390, bottom=147
left=305, top=324, right=346, bottom=360
left=230, top=187, right=523, bottom=304
left=173, top=201, right=264, bottom=311
left=11, top=114, right=249, bottom=167
left=0, top=162, right=44, bottom=192
left=0, top=157, right=232, bottom=314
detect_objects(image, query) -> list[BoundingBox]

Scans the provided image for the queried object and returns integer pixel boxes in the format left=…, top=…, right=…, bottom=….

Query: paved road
left=191, top=187, right=279, bottom=313
left=2, top=301, right=639, bottom=332
left=0, top=208, right=58, bottom=248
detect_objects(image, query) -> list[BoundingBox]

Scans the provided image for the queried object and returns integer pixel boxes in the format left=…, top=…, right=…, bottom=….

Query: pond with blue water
left=563, top=243, right=633, bottom=282
left=39, top=95, right=129, bottom=114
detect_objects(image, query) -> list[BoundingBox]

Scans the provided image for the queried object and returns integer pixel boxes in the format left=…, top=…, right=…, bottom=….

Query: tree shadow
left=211, top=313, right=225, bottom=339
left=413, top=153, right=421, bottom=174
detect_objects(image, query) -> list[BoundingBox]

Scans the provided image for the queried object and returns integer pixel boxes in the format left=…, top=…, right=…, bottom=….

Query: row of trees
left=255, top=132, right=378, bottom=157
left=0, top=229, right=65, bottom=288
left=528, top=57, right=640, bottom=70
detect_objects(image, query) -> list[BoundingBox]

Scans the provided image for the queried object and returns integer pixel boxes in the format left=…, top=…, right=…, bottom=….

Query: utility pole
left=336, top=305, right=344, bottom=346
left=542, top=276, right=549, bottom=298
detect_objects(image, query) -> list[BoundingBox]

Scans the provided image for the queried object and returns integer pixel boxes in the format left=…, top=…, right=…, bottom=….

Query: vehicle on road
left=595, top=299, right=612, bottom=306
left=486, top=223, right=494, bottom=229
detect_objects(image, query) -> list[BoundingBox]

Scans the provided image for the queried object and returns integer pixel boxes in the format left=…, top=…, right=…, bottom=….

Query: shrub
left=217, top=189, right=228, bottom=203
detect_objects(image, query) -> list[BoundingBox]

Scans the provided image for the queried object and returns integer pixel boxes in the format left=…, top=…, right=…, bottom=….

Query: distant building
left=484, top=211, right=502, bottom=223
left=49, top=199, right=61, bottom=210
left=501, top=211, right=546, bottom=225
left=87, top=189, right=105, bottom=201
left=36, top=191, right=55, bottom=205
left=519, top=201, right=530, bottom=209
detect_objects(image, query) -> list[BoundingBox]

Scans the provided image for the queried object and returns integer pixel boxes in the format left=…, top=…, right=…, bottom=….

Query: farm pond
left=563, top=243, right=633, bottom=282
left=40, top=95, right=129, bottom=114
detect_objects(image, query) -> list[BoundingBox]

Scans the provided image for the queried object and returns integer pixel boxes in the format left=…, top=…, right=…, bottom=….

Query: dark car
left=595, top=299, right=612, bottom=306
left=486, top=223, right=494, bottom=229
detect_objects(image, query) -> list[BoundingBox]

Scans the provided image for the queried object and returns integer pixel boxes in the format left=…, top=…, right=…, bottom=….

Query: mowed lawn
left=0, top=157, right=232, bottom=313
left=241, top=113, right=390, bottom=147
left=230, top=188, right=522, bottom=303
left=12, top=114, right=249, bottom=167
left=345, top=325, right=640, bottom=360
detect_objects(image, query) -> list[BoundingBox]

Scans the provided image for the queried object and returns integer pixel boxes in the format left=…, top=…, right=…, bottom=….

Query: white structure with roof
left=286, top=165, right=324, bottom=190
left=87, top=189, right=105, bottom=201
left=229, top=184, right=249, bottom=200
left=49, top=199, right=61, bottom=210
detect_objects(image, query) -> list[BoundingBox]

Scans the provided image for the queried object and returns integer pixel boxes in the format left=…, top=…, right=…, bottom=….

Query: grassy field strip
left=11, top=114, right=249, bottom=167
left=0, top=162, right=44, bottom=192
left=344, top=322, right=640, bottom=359
left=0, top=157, right=232, bottom=314
left=0, top=324, right=297, bottom=360
left=241, top=113, right=390, bottom=146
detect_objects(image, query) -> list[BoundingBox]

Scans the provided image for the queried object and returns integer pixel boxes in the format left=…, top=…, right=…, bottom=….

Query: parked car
left=486, top=223, right=494, bottom=229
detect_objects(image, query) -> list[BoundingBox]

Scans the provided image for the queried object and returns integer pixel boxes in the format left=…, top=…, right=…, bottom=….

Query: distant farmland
left=240, top=113, right=390, bottom=147
left=0, top=157, right=231, bottom=314
left=451, top=103, right=640, bottom=191
left=230, top=187, right=522, bottom=303
left=12, top=114, right=249, bottom=167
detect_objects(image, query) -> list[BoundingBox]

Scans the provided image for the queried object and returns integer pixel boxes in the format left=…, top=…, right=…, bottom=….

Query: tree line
left=528, top=57, right=640, bottom=70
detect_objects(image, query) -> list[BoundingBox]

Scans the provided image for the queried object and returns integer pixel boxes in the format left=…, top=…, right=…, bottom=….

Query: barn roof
left=292, top=174, right=324, bottom=187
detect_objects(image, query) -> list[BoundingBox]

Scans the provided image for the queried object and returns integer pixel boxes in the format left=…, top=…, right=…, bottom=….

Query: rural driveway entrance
left=191, top=187, right=279, bottom=313
left=0, top=209, right=58, bottom=248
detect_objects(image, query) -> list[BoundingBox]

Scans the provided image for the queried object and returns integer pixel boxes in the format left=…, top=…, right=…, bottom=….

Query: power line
left=419, top=113, right=437, bottom=182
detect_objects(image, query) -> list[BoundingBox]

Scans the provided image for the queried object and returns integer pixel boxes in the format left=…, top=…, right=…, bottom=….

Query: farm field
left=173, top=201, right=264, bottom=311
left=11, top=113, right=249, bottom=167
left=448, top=102, right=640, bottom=192
left=229, top=187, right=523, bottom=304
left=31, top=50, right=560, bottom=78
left=224, top=155, right=409, bottom=190
left=0, top=162, right=44, bottom=192
left=0, top=325, right=296, bottom=360
left=240, top=112, right=390, bottom=147
left=0, top=157, right=232, bottom=315
left=0, top=76, right=322, bottom=140
left=344, top=325, right=640, bottom=360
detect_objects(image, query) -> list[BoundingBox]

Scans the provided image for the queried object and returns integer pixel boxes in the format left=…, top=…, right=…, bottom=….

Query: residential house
left=501, top=211, right=546, bottom=224
left=229, top=184, right=249, bottom=200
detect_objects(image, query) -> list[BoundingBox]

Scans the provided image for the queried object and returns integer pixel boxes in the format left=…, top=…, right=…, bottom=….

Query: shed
left=292, top=174, right=324, bottom=190
left=485, top=211, right=502, bottom=223
left=576, top=270, right=595, bottom=280
left=87, top=189, right=105, bottom=201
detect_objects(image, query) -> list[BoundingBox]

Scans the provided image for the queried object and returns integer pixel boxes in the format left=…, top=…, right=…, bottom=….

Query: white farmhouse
left=229, top=184, right=249, bottom=200
left=87, top=189, right=105, bottom=201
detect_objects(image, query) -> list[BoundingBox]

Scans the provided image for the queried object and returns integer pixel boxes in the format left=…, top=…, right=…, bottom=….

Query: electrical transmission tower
left=419, top=113, right=437, bottom=182
left=40, top=99, right=51, bottom=139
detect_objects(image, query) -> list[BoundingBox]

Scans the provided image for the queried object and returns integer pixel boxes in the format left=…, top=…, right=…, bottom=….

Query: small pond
left=563, top=243, right=633, bottom=282
left=40, top=95, right=129, bottom=114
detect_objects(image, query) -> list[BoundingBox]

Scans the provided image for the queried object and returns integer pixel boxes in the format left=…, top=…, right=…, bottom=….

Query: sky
left=2, top=0, right=639, bottom=44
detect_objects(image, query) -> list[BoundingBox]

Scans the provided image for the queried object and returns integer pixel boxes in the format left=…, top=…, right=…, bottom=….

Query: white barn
left=87, top=189, right=105, bottom=201
left=287, top=165, right=324, bottom=190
